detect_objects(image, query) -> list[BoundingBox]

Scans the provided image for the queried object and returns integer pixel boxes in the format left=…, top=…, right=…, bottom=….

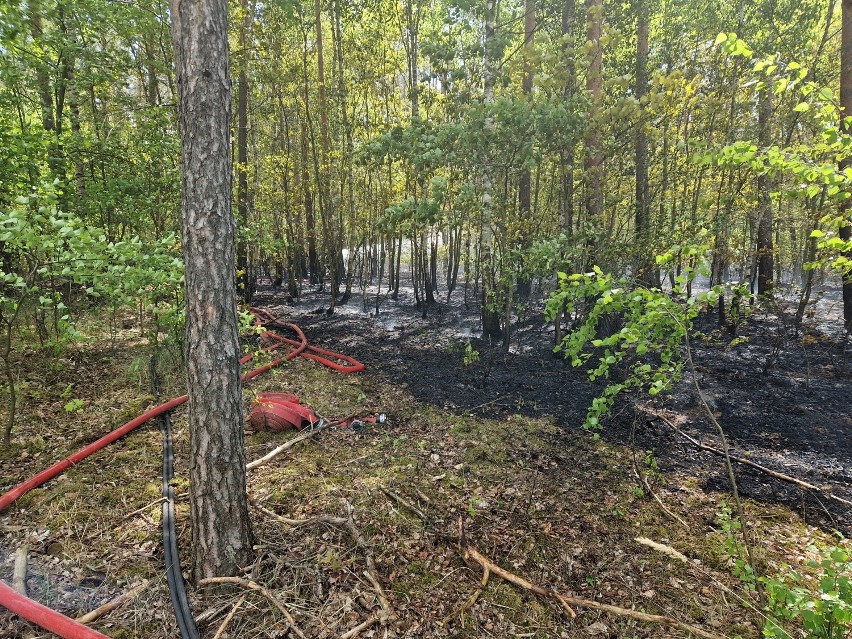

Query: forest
left=1, top=0, right=851, bottom=637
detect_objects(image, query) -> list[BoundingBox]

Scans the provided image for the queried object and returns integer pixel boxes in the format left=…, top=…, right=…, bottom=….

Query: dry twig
left=439, top=565, right=489, bottom=627
left=250, top=498, right=347, bottom=528
left=456, top=517, right=727, bottom=639
left=648, top=409, right=852, bottom=508
left=121, top=497, right=167, bottom=521
left=212, top=594, right=246, bottom=639
left=247, top=421, right=329, bottom=470
left=340, top=613, right=380, bottom=639
left=198, top=576, right=307, bottom=639
left=340, top=498, right=394, bottom=623
left=380, top=486, right=429, bottom=522
left=634, top=537, right=689, bottom=563
left=75, top=581, right=150, bottom=624
left=12, top=546, right=27, bottom=595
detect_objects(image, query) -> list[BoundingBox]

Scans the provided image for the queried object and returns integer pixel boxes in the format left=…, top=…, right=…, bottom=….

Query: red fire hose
left=0, top=582, right=110, bottom=639
left=0, top=313, right=363, bottom=638
left=250, top=308, right=365, bottom=374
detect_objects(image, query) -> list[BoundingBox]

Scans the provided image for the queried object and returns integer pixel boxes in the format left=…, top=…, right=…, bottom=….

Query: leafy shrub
left=762, top=545, right=852, bottom=639
left=545, top=237, right=722, bottom=431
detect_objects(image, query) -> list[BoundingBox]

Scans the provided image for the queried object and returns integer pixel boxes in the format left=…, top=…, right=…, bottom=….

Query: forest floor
left=0, top=278, right=850, bottom=638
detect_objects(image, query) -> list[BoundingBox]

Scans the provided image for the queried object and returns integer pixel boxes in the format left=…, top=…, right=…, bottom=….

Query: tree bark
left=560, top=0, right=576, bottom=234
left=584, top=0, right=603, bottom=264
left=170, top=0, right=254, bottom=582
left=756, top=86, right=773, bottom=296
left=515, top=0, right=535, bottom=302
left=841, top=0, right=852, bottom=332
left=481, top=0, right=502, bottom=341
left=236, top=0, right=253, bottom=302
left=634, top=0, right=653, bottom=284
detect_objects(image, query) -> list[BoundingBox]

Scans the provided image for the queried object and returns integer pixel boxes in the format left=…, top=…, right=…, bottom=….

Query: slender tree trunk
left=519, top=0, right=535, bottom=217
left=300, top=116, right=319, bottom=285
left=584, top=0, right=603, bottom=265
left=841, top=0, right=852, bottom=332
left=515, top=0, right=535, bottom=301
left=560, top=0, right=576, bottom=234
left=756, top=87, right=774, bottom=296
left=170, top=0, right=253, bottom=582
left=481, top=0, right=502, bottom=341
left=236, top=0, right=252, bottom=302
left=314, top=0, right=339, bottom=310
left=634, top=0, right=652, bottom=284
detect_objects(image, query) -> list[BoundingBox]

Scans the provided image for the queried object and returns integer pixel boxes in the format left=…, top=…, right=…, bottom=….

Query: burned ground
left=255, top=282, right=852, bottom=535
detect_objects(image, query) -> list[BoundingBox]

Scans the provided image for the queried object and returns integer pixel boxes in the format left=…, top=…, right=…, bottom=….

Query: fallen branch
left=643, top=475, right=689, bottom=527
left=122, top=497, right=167, bottom=521
left=198, top=577, right=307, bottom=639
left=212, top=594, right=245, bottom=639
left=340, top=613, right=380, bottom=639
left=75, top=580, right=150, bottom=624
left=340, top=498, right=393, bottom=623
left=438, top=564, right=489, bottom=627
left=250, top=499, right=347, bottom=528
left=634, top=537, right=688, bottom=563
left=12, top=546, right=27, bottom=595
left=631, top=456, right=688, bottom=528
left=650, top=410, right=852, bottom=508
left=457, top=518, right=726, bottom=639
left=247, top=421, right=329, bottom=470
left=249, top=497, right=395, bottom=632
left=380, top=486, right=429, bottom=522
left=194, top=602, right=232, bottom=625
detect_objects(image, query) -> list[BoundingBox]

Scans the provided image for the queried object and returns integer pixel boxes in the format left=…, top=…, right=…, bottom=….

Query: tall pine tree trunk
left=634, top=0, right=654, bottom=284
left=583, top=0, right=603, bottom=266
left=170, top=0, right=253, bottom=582
left=236, top=0, right=252, bottom=302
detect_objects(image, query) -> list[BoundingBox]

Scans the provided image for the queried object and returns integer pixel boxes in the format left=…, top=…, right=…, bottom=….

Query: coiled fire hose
left=0, top=313, right=364, bottom=638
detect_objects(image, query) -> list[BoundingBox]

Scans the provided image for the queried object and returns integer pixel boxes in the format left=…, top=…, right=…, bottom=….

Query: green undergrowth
left=0, top=321, right=849, bottom=638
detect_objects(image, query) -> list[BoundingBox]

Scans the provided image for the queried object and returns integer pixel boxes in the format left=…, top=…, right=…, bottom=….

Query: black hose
left=151, top=355, right=200, bottom=639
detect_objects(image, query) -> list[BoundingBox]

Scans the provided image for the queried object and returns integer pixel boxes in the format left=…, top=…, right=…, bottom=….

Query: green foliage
left=704, top=33, right=852, bottom=278
left=463, top=340, right=480, bottom=366
left=716, top=503, right=757, bottom=587
left=546, top=236, right=722, bottom=430
left=0, top=185, right=184, bottom=442
left=63, top=398, right=85, bottom=413
left=761, top=545, right=852, bottom=639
